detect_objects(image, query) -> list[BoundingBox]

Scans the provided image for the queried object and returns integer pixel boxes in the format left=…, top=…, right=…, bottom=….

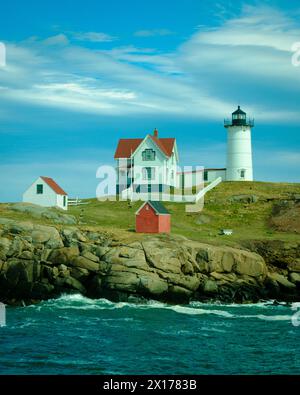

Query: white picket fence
left=121, top=177, right=222, bottom=203
left=68, top=197, right=90, bottom=206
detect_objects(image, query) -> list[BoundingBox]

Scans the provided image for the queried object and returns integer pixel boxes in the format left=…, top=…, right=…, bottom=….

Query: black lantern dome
left=224, top=106, right=254, bottom=128
left=232, top=106, right=247, bottom=126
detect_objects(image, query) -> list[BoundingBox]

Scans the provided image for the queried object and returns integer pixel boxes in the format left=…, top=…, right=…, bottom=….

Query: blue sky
left=0, top=0, right=300, bottom=201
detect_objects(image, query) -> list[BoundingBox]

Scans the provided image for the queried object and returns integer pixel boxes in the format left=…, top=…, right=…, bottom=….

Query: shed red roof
left=114, top=135, right=175, bottom=158
left=41, top=176, right=67, bottom=195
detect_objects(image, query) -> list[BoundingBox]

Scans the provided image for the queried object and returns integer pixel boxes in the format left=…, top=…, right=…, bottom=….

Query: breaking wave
left=24, top=294, right=297, bottom=322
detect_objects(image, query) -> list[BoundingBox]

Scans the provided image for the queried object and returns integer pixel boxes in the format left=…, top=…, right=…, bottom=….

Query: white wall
left=133, top=137, right=168, bottom=186
left=226, top=125, right=253, bottom=181
left=56, top=194, right=68, bottom=211
left=23, top=177, right=67, bottom=210
left=206, top=169, right=226, bottom=183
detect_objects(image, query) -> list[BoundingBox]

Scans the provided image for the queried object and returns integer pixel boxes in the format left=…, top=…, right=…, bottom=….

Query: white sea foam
left=169, top=305, right=234, bottom=318
left=291, top=302, right=300, bottom=309
left=239, top=314, right=293, bottom=322
left=190, top=300, right=281, bottom=309
left=40, top=294, right=117, bottom=310
left=24, top=294, right=296, bottom=323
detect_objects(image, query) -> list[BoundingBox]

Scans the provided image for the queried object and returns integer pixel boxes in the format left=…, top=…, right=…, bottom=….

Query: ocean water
left=0, top=295, right=300, bottom=375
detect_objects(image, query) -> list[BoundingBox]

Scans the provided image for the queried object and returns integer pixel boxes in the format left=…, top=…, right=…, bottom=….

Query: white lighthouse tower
left=224, top=106, right=254, bottom=181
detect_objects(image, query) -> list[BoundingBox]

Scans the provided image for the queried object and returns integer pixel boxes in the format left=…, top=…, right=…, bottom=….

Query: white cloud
left=100, top=46, right=180, bottom=74
left=134, top=29, right=174, bottom=37
left=0, top=5, right=300, bottom=123
left=0, top=42, right=230, bottom=118
left=179, top=5, right=300, bottom=79
left=43, top=34, right=69, bottom=46
left=72, top=31, right=117, bottom=42
left=190, top=5, right=299, bottom=52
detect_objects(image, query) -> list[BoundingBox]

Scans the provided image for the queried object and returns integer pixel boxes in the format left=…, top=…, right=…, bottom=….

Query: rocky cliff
left=0, top=219, right=299, bottom=305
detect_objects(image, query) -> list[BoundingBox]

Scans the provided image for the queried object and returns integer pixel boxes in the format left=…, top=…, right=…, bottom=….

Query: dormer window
left=142, top=149, right=156, bottom=161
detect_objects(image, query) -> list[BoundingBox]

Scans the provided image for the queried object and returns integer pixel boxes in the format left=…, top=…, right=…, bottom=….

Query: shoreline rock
left=0, top=219, right=299, bottom=306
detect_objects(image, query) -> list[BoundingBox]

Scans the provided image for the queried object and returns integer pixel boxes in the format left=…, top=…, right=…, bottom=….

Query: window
left=36, top=184, right=43, bottom=194
left=240, top=169, right=246, bottom=178
left=143, top=167, right=155, bottom=180
left=142, top=149, right=156, bottom=161
left=233, top=114, right=245, bottom=120
left=204, top=171, right=208, bottom=182
left=63, top=196, right=66, bottom=207
left=142, top=168, right=147, bottom=180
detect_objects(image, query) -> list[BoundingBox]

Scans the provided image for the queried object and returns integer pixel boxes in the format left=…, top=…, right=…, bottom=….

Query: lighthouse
left=224, top=106, right=254, bottom=181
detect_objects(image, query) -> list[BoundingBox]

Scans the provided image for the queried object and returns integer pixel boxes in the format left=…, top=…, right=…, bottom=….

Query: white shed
left=23, top=176, right=68, bottom=210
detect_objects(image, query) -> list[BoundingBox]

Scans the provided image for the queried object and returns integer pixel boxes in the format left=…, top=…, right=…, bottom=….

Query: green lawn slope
left=1, top=181, right=299, bottom=247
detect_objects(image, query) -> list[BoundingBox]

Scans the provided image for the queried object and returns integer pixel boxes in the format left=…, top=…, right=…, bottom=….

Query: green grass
left=1, top=181, right=300, bottom=246
left=68, top=181, right=300, bottom=245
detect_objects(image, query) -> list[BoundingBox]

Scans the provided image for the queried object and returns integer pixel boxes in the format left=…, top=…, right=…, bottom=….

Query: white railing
left=68, top=197, right=90, bottom=206
left=121, top=177, right=222, bottom=203
left=194, top=177, right=222, bottom=203
left=121, top=190, right=196, bottom=202
left=185, top=177, right=222, bottom=213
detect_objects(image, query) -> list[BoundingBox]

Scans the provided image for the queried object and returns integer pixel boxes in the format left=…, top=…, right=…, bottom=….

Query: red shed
left=136, top=201, right=171, bottom=234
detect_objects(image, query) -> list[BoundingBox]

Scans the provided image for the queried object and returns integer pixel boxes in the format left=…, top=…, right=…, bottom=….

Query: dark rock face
left=0, top=219, right=299, bottom=306
left=241, top=239, right=300, bottom=301
left=242, top=240, right=300, bottom=269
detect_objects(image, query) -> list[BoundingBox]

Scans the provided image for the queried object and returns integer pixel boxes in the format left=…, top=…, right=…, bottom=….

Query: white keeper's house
left=114, top=129, right=179, bottom=195
left=23, top=176, right=68, bottom=210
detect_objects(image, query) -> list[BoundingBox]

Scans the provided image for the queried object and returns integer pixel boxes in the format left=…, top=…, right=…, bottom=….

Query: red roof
left=114, top=138, right=143, bottom=159
left=114, top=135, right=175, bottom=158
left=41, top=176, right=67, bottom=195
left=150, top=136, right=175, bottom=157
